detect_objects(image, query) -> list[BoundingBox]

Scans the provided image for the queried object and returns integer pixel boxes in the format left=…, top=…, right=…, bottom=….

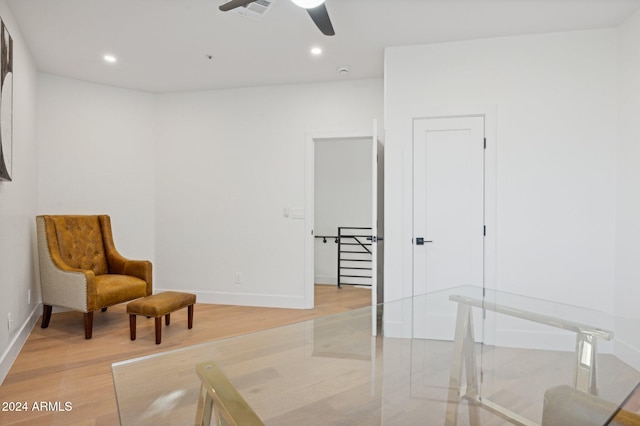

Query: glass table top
left=112, top=286, right=640, bottom=425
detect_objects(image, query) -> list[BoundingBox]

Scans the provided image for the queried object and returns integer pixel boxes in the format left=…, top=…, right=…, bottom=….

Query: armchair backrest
left=44, top=215, right=109, bottom=275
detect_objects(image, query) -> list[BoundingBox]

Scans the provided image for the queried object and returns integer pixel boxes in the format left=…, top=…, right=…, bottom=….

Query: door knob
left=416, top=238, right=433, bottom=245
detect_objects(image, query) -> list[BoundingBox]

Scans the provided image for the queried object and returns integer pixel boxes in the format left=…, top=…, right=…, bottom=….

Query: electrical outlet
left=234, top=272, right=243, bottom=284
left=290, top=208, right=305, bottom=219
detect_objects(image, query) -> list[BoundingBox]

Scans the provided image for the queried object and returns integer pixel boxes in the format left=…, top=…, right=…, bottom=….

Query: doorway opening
left=314, top=137, right=372, bottom=287
left=304, top=128, right=383, bottom=309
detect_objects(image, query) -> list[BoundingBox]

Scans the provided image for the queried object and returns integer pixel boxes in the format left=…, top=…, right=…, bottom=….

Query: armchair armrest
left=110, top=252, right=153, bottom=296
left=98, top=215, right=153, bottom=296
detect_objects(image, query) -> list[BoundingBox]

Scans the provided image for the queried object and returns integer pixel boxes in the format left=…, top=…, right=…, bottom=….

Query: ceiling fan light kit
left=290, top=0, right=324, bottom=9
left=219, top=0, right=334, bottom=36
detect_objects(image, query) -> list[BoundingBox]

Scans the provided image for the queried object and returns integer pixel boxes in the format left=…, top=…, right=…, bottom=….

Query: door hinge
left=484, top=138, right=487, bottom=149
left=483, top=225, right=486, bottom=236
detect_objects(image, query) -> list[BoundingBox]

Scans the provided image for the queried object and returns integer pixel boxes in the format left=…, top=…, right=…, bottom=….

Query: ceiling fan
left=219, top=0, right=335, bottom=36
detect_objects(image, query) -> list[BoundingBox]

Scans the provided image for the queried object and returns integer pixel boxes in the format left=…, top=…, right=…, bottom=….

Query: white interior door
left=413, top=116, right=485, bottom=296
left=371, top=121, right=384, bottom=335
left=371, top=120, right=385, bottom=306
left=371, top=123, right=379, bottom=306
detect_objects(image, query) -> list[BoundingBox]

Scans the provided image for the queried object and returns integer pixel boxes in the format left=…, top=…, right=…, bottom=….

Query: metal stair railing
left=337, top=227, right=372, bottom=288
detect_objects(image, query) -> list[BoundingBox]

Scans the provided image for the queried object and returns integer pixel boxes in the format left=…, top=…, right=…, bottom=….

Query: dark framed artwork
left=0, top=18, right=12, bottom=182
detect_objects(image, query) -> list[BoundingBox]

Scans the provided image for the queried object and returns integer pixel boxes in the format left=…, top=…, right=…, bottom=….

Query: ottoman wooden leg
left=155, top=317, right=162, bottom=344
left=165, top=313, right=171, bottom=326
left=188, top=304, right=194, bottom=329
left=129, top=315, right=137, bottom=341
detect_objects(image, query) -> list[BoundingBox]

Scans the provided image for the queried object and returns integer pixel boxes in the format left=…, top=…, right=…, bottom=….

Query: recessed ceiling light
left=310, top=47, right=322, bottom=56
left=103, top=54, right=117, bottom=63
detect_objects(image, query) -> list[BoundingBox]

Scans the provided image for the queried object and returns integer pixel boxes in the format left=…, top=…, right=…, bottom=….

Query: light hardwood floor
left=0, top=285, right=371, bottom=426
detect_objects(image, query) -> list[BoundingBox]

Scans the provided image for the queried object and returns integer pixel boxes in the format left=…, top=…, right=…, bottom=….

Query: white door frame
left=382, top=105, right=495, bottom=339
left=304, top=128, right=376, bottom=309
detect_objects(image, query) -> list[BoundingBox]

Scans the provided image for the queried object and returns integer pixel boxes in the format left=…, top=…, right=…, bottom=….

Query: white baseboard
left=385, top=310, right=616, bottom=354
left=492, top=329, right=584, bottom=352
left=0, top=303, right=42, bottom=385
left=382, top=319, right=413, bottom=338
left=314, top=275, right=336, bottom=285
left=615, top=338, right=640, bottom=371
left=154, top=288, right=308, bottom=309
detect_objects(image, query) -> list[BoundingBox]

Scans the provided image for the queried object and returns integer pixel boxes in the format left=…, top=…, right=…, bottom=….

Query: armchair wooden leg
left=41, top=305, right=52, bottom=328
left=84, top=312, right=94, bottom=339
left=101, top=307, right=108, bottom=312
left=188, top=305, right=194, bottom=329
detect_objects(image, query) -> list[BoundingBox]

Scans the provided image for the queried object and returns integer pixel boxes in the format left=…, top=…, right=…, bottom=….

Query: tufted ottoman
left=127, top=291, right=196, bottom=344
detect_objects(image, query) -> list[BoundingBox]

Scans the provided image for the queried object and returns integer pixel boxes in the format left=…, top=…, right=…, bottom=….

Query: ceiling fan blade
left=307, top=3, right=335, bottom=36
left=219, top=0, right=257, bottom=12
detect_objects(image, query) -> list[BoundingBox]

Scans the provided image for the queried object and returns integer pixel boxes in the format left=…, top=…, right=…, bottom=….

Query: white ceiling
left=6, top=0, right=640, bottom=93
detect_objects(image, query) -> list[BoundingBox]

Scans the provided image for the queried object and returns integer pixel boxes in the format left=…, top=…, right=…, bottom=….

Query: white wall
left=34, top=76, right=381, bottom=312
left=0, top=0, right=39, bottom=383
left=615, top=9, right=640, bottom=369
left=384, top=30, right=618, bottom=316
left=314, top=137, right=372, bottom=284
left=155, top=80, right=383, bottom=307
left=37, top=74, right=157, bottom=264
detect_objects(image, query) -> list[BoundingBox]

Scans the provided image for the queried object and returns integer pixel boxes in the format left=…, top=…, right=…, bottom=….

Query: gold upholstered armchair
left=36, top=215, right=152, bottom=339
